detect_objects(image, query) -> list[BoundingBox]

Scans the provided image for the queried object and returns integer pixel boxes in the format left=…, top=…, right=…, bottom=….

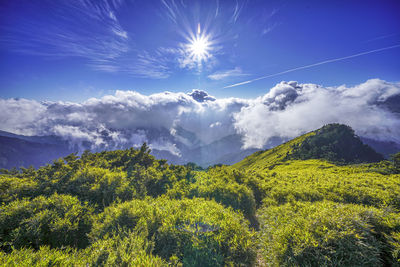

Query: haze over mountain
left=1, top=79, right=399, bottom=168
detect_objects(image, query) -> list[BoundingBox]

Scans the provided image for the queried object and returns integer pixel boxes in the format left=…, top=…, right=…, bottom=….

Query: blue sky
left=0, top=0, right=399, bottom=102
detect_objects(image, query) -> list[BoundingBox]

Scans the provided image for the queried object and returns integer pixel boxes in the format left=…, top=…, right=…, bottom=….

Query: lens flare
left=185, top=23, right=213, bottom=65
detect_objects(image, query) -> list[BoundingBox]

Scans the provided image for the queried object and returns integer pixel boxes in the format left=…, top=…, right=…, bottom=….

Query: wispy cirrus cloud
left=230, top=0, right=247, bottom=23
left=208, top=67, right=248, bottom=80
left=160, top=0, right=181, bottom=25
left=261, top=22, right=280, bottom=36
left=0, top=0, right=174, bottom=79
left=1, top=0, right=128, bottom=60
left=128, top=50, right=171, bottom=79
left=0, top=0, right=279, bottom=79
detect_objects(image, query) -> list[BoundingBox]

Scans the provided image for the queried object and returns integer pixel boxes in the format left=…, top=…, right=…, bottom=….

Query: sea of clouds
left=1, top=79, right=399, bottom=157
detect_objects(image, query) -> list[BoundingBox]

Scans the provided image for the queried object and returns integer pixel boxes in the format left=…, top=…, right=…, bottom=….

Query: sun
left=188, top=35, right=211, bottom=62
left=185, top=23, right=212, bottom=65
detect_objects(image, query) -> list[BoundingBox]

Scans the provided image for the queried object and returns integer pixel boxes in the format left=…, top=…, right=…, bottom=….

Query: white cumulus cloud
left=234, top=79, right=400, bottom=149
left=0, top=79, right=399, bottom=159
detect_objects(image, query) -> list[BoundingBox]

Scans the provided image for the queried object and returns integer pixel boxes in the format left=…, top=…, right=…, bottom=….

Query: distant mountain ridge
left=0, top=124, right=397, bottom=169
left=0, top=130, right=65, bottom=145
left=0, top=130, right=257, bottom=169
left=360, top=137, right=400, bottom=159
left=0, top=135, right=73, bottom=169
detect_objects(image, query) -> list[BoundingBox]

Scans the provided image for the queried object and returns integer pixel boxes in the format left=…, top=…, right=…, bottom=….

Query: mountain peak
left=288, top=124, right=384, bottom=164
left=235, top=124, right=384, bottom=170
left=188, top=90, right=216, bottom=102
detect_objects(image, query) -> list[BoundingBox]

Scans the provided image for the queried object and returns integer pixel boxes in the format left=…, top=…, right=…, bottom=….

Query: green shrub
left=258, top=200, right=400, bottom=266
left=0, top=194, right=93, bottom=250
left=0, top=175, right=38, bottom=204
left=85, top=230, right=165, bottom=266
left=0, top=232, right=165, bottom=266
left=28, top=148, right=191, bottom=206
left=67, top=166, right=135, bottom=208
left=90, top=198, right=256, bottom=266
left=0, top=246, right=85, bottom=266
left=189, top=170, right=257, bottom=225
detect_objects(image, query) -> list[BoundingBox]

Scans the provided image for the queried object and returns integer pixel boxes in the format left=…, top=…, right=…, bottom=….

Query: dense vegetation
left=287, top=124, right=384, bottom=164
left=0, top=124, right=399, bottom=266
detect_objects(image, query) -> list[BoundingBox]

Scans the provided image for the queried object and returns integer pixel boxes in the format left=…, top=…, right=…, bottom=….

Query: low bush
left=0, top=231, right=165, bottom=266
left=0, top=194, right=93, bottom=250
left=258, top=200, right=400, bottom=266
left=0, top=175, right=38, bottom=204
left=90, top=197, right=256, bottom=266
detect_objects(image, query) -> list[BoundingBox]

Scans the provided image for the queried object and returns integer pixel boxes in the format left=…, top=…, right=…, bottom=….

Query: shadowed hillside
left=0, top=135, right=73, bottom=169
left=287, top=124, right=384, bottom=163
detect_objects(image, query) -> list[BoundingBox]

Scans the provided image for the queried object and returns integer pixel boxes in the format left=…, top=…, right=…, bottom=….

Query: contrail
left=224, top=44, right=400, bottom=88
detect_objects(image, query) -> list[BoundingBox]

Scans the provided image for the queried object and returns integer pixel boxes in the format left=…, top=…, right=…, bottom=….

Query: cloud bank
left=0, top=79, right=399, bottom=159
left=234, top=79, right=400, bottom=148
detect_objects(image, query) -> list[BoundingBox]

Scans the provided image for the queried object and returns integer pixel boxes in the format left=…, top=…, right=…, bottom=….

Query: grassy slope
left=233, top=130, right=316, bottom=171
left=245, top=159, right=400, bottom=208
left=232, top=125, right=400, bottom=210
left=1, top=125, right=399, bottom=266
left=231, top=126, right=400, bottom=266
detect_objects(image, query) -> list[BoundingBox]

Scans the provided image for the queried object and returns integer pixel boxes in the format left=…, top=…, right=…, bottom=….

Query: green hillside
left=1, top=124, right=399, bottom=266
left=234, top=124, right=399, bottom=266
left=233, top=129, right=316, bottom=170
left=234, top=123, right=384, bottom=171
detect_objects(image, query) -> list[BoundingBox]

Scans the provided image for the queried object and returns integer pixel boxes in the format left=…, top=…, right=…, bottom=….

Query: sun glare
left=188, top=35, right=210, bottom=61
left=185, top=23, right=212, bottom=65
